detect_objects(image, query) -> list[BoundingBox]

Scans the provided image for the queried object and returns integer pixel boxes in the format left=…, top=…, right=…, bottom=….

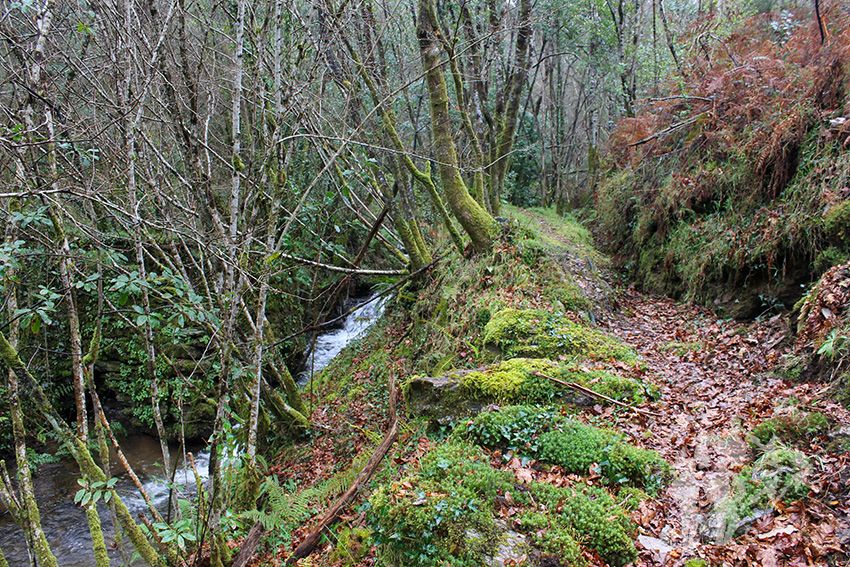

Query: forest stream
left=0, top=293, right=386, bottom=567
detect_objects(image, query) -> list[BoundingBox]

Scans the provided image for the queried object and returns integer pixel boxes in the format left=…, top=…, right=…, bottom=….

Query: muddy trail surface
left=596, top=291, right=850, bottom=566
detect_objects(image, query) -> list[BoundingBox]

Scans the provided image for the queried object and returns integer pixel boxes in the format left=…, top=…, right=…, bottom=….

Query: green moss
left=684, top=560, right=709, bottom=567
left=824, top=201, right=850, bottom=245
left=537, top=422, right=671, bottom=493
left=453, top=358, right=653, bottom=407
left=526, top=525, right=585, bottom=566
left=660, top=341, right=702, bottom=356
left=814, top=247, right=849, bottom=273
left=617, top=486, right=651, bottom=511
left=483, top=308, right=638, bottom=362
left=750, top=411, right=832, bottom=448
left=724, top=448, right=811, bottom=539
left=546, top=280, right=592, bottom=312
left=457, top=405, right=670, bottom=493
left=459, top=358, right=560, bottom=401
left=368, top=436, right=646, bottom=567
left=368, top=440, right=512, bottom=567
left=329, top=527, right=372, bottom=566
left=530, top=482, right=637, bottom=567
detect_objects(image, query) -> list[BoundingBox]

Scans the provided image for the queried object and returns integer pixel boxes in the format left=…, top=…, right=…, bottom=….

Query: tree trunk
left=417, top=0, right=496, bottom=253
left=0, top=332, right=165, bottom=567
left=489, top=0, right=533, bottom=215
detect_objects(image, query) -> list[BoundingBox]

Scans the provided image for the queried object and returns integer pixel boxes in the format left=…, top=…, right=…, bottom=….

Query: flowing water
left=0, top=291, right=387, bottom=566
left=298, top=292, right=388, bottom=384
left=0, top=436, right=209, bottom=567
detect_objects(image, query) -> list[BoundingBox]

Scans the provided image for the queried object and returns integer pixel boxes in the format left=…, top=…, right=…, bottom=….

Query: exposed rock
left=485, top=525, right=529, bottom=567
left=405, top=357, right=653, bottom=425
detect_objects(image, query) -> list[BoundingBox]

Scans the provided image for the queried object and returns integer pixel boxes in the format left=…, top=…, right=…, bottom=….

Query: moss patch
left=368, top=438, right=641, bottom=567
left=483, top=308, right=638, bottom=362
left=723, top=448, right=811, bottom=539
left=405, top=359, right=656, bottom=425
left=457, top=405, right=670, bottom=493
left=750, top=411, right=832, bottom=448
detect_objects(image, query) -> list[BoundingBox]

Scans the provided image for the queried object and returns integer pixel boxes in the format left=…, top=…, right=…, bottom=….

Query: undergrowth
left=596, top=6, right=850, bottom=319
left=368, top=438, right=643, bottom=567
left=457, top=405, right=671, bottom=494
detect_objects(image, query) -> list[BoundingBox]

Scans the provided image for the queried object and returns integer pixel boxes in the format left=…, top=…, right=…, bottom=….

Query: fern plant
left=240, top=477, right=318, bottom=550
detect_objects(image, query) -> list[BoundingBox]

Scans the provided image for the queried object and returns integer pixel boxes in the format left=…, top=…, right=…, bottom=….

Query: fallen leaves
left=606, top=291, right=849, bottom=567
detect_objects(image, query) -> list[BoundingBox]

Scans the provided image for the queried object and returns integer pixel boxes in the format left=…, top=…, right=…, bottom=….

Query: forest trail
left=527, top=211, right=850, bottom=566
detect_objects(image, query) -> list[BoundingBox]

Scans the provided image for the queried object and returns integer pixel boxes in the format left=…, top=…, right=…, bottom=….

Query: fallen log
left=285, top=371, right=399, bottom=564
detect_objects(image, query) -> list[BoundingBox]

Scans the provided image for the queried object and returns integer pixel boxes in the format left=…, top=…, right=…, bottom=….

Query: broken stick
left=284, top=371, right=400, bottom=565
left=531, top=371, right=662, bottom=417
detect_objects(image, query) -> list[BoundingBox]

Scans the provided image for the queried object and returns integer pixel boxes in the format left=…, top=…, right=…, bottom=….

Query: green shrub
left=458, top=405, right=563, bottom=453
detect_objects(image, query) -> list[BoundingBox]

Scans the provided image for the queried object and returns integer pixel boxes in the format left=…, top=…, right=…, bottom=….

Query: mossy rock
left=404, top=358, right=654, bottom=425
left=722, top=448, right=811, bottom=539
left=368, top=439, right=640, bottom=567
left=368, top=440, right=511, bottom=566
left=483, top=308, right=637, bottom=362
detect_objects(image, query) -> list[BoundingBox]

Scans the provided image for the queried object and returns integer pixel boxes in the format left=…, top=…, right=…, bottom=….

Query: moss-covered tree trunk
left=488, top=0, right=533, bottom=215
left=416, top=0, right=496, bottom=253
left=0, top=331, right=165, bottom=567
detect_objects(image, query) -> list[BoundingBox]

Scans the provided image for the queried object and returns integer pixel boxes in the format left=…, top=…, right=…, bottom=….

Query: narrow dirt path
left=521, top=209, right=850, bottom=565
left=600, top=290, right=850, bottom=566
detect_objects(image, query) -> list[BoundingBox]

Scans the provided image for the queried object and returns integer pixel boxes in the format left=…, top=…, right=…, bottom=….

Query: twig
left=531, top=371, right=662, bottom=417
left=285, top=371, right=400, bottom=564
left=275, top=251, right=405, bottom=276
left=649, top=95, right=714, bottom=103
left=626, top=113, right=707, bottom=147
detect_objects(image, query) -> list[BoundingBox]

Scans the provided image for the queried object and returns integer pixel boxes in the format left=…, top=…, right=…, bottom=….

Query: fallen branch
left=531, top=371, right=662, bottom=417
left=274, top=251, right=405, bottom=276
left=230, top=522, right=265, bottom=567
left=285, top=371, right=400, bottom=564
left=229, top=372, right=399, bottom=567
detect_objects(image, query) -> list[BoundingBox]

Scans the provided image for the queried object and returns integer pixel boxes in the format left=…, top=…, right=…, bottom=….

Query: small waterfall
left=0, top=293, right=387, bottom=567
left=299, top=292, right=388, bottom=384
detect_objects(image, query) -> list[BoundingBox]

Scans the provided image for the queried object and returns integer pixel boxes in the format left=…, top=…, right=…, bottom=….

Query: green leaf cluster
left=74, top=477, right=118, bottom=507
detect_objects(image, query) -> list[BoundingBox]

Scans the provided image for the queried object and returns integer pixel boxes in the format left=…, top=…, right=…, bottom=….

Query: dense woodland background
left=1, top=0, right=849, bottom=565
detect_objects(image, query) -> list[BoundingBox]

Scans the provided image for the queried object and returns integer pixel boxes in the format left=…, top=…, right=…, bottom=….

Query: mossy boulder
left=722, top=448, right=812, bottom=540
left=483, top=308, right=637, bottom=362
left=750, top=410, right=832, bottom=449
left=404, top=358, right=654, bottom=425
